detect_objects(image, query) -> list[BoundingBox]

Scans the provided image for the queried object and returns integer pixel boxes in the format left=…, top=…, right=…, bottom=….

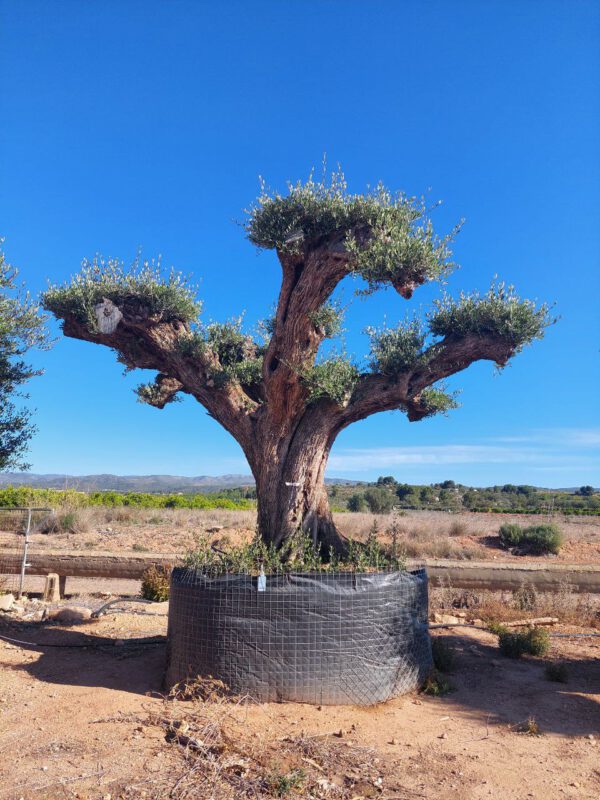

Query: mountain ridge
left=0, top=472, right=357, bottom=493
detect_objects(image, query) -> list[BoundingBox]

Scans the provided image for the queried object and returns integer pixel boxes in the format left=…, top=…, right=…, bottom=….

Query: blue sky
left=1, top=0, right=598, bottom=486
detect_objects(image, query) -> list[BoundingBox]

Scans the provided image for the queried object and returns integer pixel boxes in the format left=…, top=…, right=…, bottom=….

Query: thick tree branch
left=61, top=305, right=254, bottom=446
left=261, top=231, right=368, bottom=421
left=339, top=332, right=517, bottom=428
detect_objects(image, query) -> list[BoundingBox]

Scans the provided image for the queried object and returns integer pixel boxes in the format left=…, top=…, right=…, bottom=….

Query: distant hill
left=0, top=472, right=357, bottom=493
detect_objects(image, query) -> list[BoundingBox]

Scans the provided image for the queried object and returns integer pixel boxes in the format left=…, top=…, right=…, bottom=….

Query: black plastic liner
left=165, top=567, right=432, bottom=705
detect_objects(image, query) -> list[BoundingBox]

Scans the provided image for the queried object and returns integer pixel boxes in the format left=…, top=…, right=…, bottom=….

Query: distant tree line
left=331, top=478, right=599, bottom=516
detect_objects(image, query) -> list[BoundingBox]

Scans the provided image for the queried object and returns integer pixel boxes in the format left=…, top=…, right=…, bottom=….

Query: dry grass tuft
left=431, top=580, right=600, bottom=629
left=138, top=678, right=385, bottom=799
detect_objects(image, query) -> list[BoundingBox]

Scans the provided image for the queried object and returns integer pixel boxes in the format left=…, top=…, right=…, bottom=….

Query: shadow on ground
left=432, top=630, right=600, bottom=737
left=0, top=619, right=167, bottom=696
left=2, top=619, right=599, bottom=735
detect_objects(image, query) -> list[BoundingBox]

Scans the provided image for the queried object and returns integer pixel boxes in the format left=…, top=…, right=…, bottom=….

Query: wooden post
left=43, top=573, right=61, bottom=603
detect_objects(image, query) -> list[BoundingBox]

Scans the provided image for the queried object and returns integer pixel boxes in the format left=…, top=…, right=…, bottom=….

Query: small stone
left=439, top=732, right=448, bottom=739
left=389, top=737, right=399, bottom=745
left=48, top=606, right=92, bottom=624
left=587, top=734, right=595, bottom=740
left=41, top=766, right=48, bottom=771
left=0, top=594, right=15, bottom=611
left=114, top=639, right=125, bottom=647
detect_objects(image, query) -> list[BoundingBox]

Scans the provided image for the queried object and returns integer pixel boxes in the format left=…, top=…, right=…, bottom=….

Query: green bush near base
left=498, top=627, right=550, bottom=659
left=498, top=522, right=563, bottom=555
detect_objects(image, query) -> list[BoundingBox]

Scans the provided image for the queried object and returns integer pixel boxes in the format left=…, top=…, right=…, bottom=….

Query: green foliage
left=179, top=319, right=264, bottom=390
left=140, top=564, right=171, bottom=602
left=328, top=479, right=600, bottom=515
left=497, top=627, right=550, bottom=659
left=0, top=246, right=50, bottom=471
left=429, top=282, right=552, bottom=353
left=347, top=493, right=366, bottom=512
left=364, top=486, right=395, bottom=514
left=264, top=769, right=306, bottom=797
left=499, top=522, right=563, bottom=554
left=418, top=387, right=460, bottom=417
left=576, top=485, right=595, bottom=496
left=307, top=301, right=344, bottom=339
left=303, top=356, right=359, bottom=405
left=0, top=486, right=254, bottom=511
left=184, top=530, right=406, bottom=574
left=421, top=670, right=453, bottom=696
left=431, top=637, right=456, bottom=673
left=135, top=381, right=182, bottom=407
left=511, top=717, right=542, bottom=736
left=498, top=523, right=523, bottom=547
left=42, top=255, right=201, bottom=331
left=366, top=318, right=427, bottom=375
left=544, top=662, right=568, bottom=683
left=246, top=169, right=458, bottom=294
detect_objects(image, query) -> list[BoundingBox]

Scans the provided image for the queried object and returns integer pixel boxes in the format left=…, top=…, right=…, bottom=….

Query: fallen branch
left=501, top=617, right=558, bottom=628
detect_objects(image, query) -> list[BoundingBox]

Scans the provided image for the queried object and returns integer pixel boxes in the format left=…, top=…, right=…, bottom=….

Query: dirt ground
left=1, top=509, right=599, bottom=565
left=1, top=600, right=599, bottom=800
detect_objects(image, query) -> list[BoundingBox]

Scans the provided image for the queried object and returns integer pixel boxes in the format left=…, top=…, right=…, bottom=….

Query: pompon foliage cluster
left=429, top=283, right=553, bottom=351
left=245, top=169, right=460, bottom=293
left=366, top=281, right=552, bottom=380
left=366, top=318, right=427, bottom=375
left=183, top=530, right=406, bottom=574
left=177, top=318, right=265, bottom=390
left=302, top=356, right=359, bottom=405
left=42, top=255, right=201, bottom=332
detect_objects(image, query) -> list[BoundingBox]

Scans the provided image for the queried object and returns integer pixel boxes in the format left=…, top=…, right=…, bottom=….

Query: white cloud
left=492, top=428, right=600, bottom=447
left=328, top=431, right=600, bottom=474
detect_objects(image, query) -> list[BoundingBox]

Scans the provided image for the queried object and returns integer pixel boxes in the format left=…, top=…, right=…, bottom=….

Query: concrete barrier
left=1, top=549, right=599, bottom=593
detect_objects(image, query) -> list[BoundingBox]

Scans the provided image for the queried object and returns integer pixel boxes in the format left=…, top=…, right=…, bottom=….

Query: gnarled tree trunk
left=249, top=410, right=344, bottom=555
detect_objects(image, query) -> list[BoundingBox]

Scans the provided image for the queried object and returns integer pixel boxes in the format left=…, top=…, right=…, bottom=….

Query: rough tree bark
left=49, top=230, right=525, bottom=557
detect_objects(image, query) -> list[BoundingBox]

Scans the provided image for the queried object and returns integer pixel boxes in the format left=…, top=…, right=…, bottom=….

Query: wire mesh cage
left=165, top=566, right=433, bottom=705
left=0, top=507, right=53, bottom=597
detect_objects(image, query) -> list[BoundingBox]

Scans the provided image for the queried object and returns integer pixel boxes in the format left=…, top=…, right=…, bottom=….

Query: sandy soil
left=1, top=602, right=599, bottom=800
left=1, top=509, right=599, bottom=565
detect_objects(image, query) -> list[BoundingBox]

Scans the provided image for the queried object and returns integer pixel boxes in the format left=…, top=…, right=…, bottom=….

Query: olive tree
left=42, top=172, right=551, bottom=554
left=1, top=246, right=49, bottom=471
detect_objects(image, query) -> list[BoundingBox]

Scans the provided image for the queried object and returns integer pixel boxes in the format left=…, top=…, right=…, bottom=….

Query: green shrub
left=431, top=637, right=456, bottom=673
left=520, top=524, right=563, bottom=555
left=141, top=564, right=171, bottom=602
left=421, top=670, right=453, bottom=696
left=498, top=522, right=523, bottom=547
left=498, top=627, right=550, bottom=659
left=264, top=769, right=306, bottom=798
left=511, top=716, right=542, bottom=736
left=499, top=522, right=563, bottom=555
left=184, top=532, right=406, bottom=575
left=347, top=493, right=366, bottom=512
left=544, top=662, right=568, bottom=683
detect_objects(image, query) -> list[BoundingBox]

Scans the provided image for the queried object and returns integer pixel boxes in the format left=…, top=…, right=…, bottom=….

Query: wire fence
left=165, top=566, right=433, bottom=705
left=0, top=508, right=53, bottom=597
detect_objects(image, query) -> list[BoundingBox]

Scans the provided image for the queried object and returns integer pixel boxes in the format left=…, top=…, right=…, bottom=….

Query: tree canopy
left=41, top=170, right=553, bottom=551
left=0, top=246, right=49, bottom=471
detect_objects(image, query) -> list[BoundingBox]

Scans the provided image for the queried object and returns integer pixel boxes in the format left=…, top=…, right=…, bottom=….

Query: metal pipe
left=18, top=508, right=32, bottom=599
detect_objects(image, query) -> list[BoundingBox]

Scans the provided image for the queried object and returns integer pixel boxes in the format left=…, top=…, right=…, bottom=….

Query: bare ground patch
left=1, top=596, right=599, bottom=800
